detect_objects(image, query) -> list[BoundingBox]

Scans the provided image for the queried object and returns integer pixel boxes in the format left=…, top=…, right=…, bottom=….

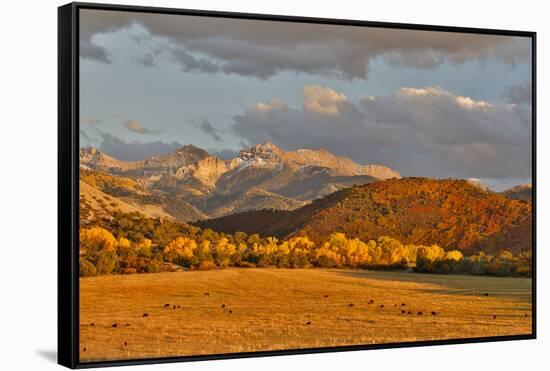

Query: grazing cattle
left=394, top=304, right=397, bottom=307
left=164, top=303, right=170, bottom=308
left=401, top=310, right=406, bottom=314
left=228, top=310, right=233, bottom=314
left=173, top=305, right=177, bottom=309
left=323, top=295, right=329, bottom=298
left=204, top=292, right=210, bottom=296
left=401, top=303, right=406, bottom=307
left=221, top=304, right=226, bottom=308
left=306, top=321, right=312, bottom=325
left=83, top=347, right=86, bottom=352
left=484, top=293, right=489, bottom=297
left=348, top=303, right=355, bottom=307
left=124, top=342, right=127, bottom=346
left=368, top=300, right=374, bottom=304
left=417, top=312, right=423, bottom=316
left=380, top=305, right=384, bottom=308
left=142, top=313, right=148, bottom=317
left=493, top=315, right=497, bottom=319
left=177, top=305, right=181, bottom=309
left=125, top=323, right=131, bottom=327
left=431, top=311, right=437, bottom=316
left=112, top=323, right=118, bottom=328
left=525, top=314, right=529, bottom=317
left=90, top=323, right=94, bottom=326
left=407, top=311, right=412, bottom=315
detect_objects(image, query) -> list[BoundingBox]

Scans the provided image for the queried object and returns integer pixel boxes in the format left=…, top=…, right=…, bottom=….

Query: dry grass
left=79, top=269, right=532, bottom=362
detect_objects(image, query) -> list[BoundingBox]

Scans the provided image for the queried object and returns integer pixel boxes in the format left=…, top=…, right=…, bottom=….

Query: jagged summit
left=239, top=142, right=281, bottom=162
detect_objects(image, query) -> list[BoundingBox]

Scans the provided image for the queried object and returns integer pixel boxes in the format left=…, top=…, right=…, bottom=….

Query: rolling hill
left=196, top=178, right=532, bottom=255
left=79, top=168, right=206, bottom=224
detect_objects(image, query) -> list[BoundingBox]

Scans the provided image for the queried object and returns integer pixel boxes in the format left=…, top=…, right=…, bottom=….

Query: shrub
left=145, top=259, right=161, bottom=273
left=96, top=251, right=119, bottom=275
left=197, top=260, right=217, bottom=271
left=79, top=258, right=97, bottom=277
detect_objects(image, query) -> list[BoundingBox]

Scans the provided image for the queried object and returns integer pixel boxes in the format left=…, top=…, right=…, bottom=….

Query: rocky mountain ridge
left=80, top=143, right=400, bottom=220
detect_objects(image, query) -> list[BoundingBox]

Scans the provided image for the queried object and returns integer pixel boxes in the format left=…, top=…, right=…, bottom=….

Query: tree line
left=79, top=212, right=531, bottom=277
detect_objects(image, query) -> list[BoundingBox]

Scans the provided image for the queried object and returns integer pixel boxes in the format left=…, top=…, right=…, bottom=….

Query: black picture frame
left=58, top=2, right=537, bottom=368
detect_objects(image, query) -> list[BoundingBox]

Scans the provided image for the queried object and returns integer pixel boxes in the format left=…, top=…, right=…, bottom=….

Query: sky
left=79, top=9, right=533, bottom=191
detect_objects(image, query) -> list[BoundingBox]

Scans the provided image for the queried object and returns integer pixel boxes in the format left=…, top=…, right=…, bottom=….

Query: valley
left=79, top=268, right=532, bottom=361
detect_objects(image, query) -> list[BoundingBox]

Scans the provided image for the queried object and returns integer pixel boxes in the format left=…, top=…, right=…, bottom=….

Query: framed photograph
left=58, top=2, right=536, bottom=368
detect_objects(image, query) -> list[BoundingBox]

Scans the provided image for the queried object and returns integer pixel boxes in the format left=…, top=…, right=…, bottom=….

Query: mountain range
left=79, top=143, right=400, bottom=222
left=79, top=144, right=532, bottom=255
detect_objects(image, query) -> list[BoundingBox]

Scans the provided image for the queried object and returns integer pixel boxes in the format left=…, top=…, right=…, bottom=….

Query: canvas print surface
left=78, top=9, right=533, bottom=362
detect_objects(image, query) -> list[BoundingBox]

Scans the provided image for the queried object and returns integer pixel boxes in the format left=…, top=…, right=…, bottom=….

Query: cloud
left=231, top=85, right=532, bottom=180
left=194, top=118, right=223, bottom=141
left=80, top=130, right=93, bottom=145
left=80, top=116, right=102, bottom=125
left=79, top=9, right=531, bottom=79
left=170, top=47, right=220, bottom=73
left=254, top=99, right=287, bottom=113
left=123, top=119, right=157, bottom=134
left=398, top=87, right=492, bottom=110
left=210, top=148, right=240, bottom=160
left=98, top=133, right=182, bottom=161
left=80, top=39, right=111, bottom=64
left=502, top=81, right=532, bottom=105
left=303, top=85, right=347, bottom=115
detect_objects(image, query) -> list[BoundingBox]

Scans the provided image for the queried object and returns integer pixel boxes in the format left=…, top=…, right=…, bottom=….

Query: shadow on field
left=331, top=269, right=532, bottom=302
left=36, top=349, right=57, bottom=363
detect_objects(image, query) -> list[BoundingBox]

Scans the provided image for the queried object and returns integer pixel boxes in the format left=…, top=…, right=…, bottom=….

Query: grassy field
left=79, top=269, right=532, bottom=362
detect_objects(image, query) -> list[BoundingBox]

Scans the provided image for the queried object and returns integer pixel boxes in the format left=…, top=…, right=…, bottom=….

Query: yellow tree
left=80, top=227, right=117, bottom=254
left=163, top=237, right=197, bottom=266
left=445, top=250, right=464, bottom=261
left=214, top=237, right=237, bottom=267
